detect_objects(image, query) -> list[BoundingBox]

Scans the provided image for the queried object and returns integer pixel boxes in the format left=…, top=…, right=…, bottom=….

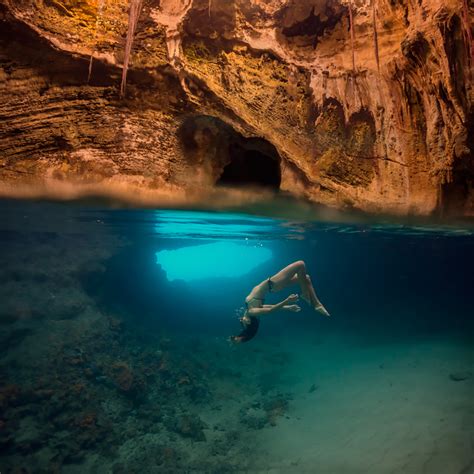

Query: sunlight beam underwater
left=155, top=242, right=272, bottom=282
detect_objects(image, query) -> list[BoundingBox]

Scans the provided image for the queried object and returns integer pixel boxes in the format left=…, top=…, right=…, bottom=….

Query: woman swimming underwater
left=230, top=260, right=330, bottom=343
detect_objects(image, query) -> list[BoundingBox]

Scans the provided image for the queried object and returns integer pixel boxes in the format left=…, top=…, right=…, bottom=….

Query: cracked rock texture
left=0, top=0, right=473, bottom=215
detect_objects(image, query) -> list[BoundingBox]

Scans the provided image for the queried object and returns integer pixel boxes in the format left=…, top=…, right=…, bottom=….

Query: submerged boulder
left=168, top=413, right=208, bottom=441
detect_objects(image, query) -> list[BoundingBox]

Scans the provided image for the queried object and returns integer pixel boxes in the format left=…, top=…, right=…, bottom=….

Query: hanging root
left=372, top=0, right=380, bottom=72
left=349, top=0, right=356, bottom=72
left=120, top=0, right=143, bottom=98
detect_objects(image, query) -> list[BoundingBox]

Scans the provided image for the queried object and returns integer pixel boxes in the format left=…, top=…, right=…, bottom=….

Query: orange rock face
left=0, top=0, right=472, bottom=215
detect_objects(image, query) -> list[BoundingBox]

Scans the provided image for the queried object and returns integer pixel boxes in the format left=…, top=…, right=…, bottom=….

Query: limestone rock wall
left=0, top=0, right=472, bottom=215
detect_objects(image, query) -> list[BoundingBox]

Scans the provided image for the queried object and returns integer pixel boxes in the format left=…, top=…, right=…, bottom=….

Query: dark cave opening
left=179, top=115, right=281, bottom=190
left=217, top=141, right=281, bottom=189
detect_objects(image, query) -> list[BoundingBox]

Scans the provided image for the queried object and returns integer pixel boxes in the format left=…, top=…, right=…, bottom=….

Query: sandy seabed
left=246, top=334, right=473, bottom=474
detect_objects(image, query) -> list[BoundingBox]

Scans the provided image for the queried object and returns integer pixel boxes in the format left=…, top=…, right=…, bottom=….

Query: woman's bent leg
left=270, top=261, right=311, bottom=295
left=270, top=261, right=330, bottom=316
left=306, top=274, right=330, bottom=316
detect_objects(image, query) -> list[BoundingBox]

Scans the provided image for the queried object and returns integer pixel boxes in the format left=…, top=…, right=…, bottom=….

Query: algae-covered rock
left=171, top=414, right=208, bottom=441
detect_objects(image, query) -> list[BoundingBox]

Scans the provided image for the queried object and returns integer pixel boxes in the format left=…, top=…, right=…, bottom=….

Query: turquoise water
left=0, top=200, right=473, bottom=473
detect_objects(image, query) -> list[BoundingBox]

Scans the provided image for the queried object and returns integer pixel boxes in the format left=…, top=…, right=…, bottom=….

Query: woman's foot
left=314, top=302, right=330, bottom=317
left=302, top=293, right=330, bottom=316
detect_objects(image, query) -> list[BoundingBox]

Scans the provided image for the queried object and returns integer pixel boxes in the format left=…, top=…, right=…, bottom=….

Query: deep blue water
left=4, top=200, right=469, bottom=338
left=101, top=210, right=474, bottom=342
left=0, top=199, right=473, bottom=473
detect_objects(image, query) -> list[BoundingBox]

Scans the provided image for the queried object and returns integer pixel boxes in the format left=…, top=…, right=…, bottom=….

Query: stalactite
left=348, top=0, right=356, bottom=72
left=372, top=0, right=380, bottom=73
left=120, top=0, right=143, bottom=98
left=88, top=0, right=105, bottom=83
left=87, top=52, right=94, bottom=83
left=209, top=0, right=212, bottom=17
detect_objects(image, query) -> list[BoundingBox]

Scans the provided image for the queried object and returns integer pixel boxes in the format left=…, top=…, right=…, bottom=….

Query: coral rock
left=174, top=414, right=207, bottom=441
left=112, top=362, right=135, bottom=392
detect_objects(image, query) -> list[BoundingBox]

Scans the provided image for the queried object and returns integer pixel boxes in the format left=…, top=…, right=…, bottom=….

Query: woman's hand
left=285, top=293, right=299, bottom=304
left=286, top=304, right=301, bottom=312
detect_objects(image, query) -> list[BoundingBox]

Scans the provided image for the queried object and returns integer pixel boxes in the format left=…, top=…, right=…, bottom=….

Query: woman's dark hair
left=230, top=315, right=260, bottom=343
